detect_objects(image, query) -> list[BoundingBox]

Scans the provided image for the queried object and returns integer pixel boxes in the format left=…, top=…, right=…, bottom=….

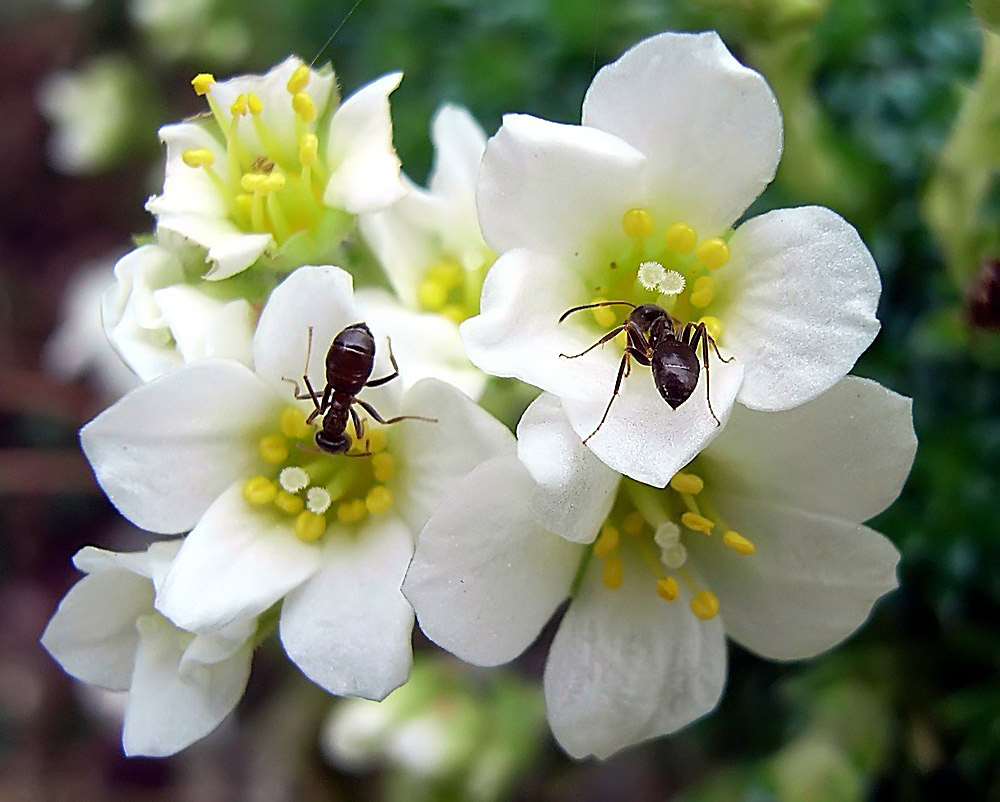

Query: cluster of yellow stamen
left=592, top=469, right=756, bottom=622
left=241, top=406, right=397, bottom=543
left=415, top=257, right=493, bottom=324
left=182, top=66, right=335, bottom=245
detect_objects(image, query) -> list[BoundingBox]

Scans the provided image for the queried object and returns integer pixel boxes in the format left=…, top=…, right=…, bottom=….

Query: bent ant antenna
left=310, top=0, right=367, bottom=67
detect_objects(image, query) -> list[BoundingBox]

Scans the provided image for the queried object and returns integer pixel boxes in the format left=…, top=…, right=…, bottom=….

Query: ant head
left=315, top=430, right=351, bottom=455
left=630, top=304, right=669, bottom=334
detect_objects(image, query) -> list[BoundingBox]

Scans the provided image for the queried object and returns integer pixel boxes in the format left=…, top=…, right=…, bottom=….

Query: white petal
left=80, top=359, right=276, bottom=534
left=544, top=550, right=726, bottom=759
left=724, top=206, right=881, bottom=410
left=477, top=114, right=648, bottom=262
left=153, top=286, right=255, bottom=369
left=41, top=567, right=152, bottom=691
left=72, top=544, right=153, bottom=578
left=180, top=617, right=258, bottom=673
left=403, top=457, right=581, bottom=666
left=147, top=122, right=230, bottom=218
left=122, top=613, right=252, bottom=757
left=516, top=393, right=619, bottom=543
left=154, top=214, right=272, bottom=281
left=393, top=379, right=515, bottom=532
left=155, top=483, right=323, bottom=631
left=687, top=495, right=899, bottom=661
left=280, top=515, right=414, bottom=700
left=706, top=377, right=916, bottom=522
left=252, top=265, right=359, bottom=393
left=324, top=72, right=407, bottom=214
left=427, top=104, right=487, bottom=205
left=582, top=31, right=782, bottom=235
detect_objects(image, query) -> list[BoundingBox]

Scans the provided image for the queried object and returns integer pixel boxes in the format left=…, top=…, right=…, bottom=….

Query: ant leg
left=558, top=300, right=636, bottom=324
left=583, top=347, right=642, bottom=444
left=305, top=384, right=331, bottom=425
left=367, top=336, right=401, bottom=387
left=685, top=324, right=722, bottom=427
left=349, top=405, right=366, bottom=439
left=355, top=399, right=437, bottom=426
left=560, top=325, right=626, bottom=359
left=705, top=330, right=735, bottom=364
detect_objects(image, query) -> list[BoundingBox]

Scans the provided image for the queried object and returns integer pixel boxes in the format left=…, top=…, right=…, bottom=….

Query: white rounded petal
left=122, top=613, right=252, bottom=757
left=393, top=379, right=515, bottom=533
left=427, top=103, right=487, bottom=205
left=72, top=544, right=154, bottom=578
left=280, top=515, right=414, bottom=700
left=687, top=495, right=900, bottom=661
left=516, top=393, right=619, bottom=543
left=324, top=72, right=406, bottom=214
left=80, top=359, right=276, bottom=533
left=545, top=550, right=726, bottom=759
left=252, top=265, right=360, bottom=393
left=155, top=483, right=323, bottom=631
left=477, top=114, right=648, bottom=261
left=154, top=214, right=273, bottom=281
left=706, top=377, right=916, bottom=522
left=147, top=122, right=229, bottom=218
left=403, top=457, right=582, bottom=666
left=153, top=285, right=255, bottom=369
left=180, top=617, right=258, bottom=672
left=561, top=348, right=744, bottom=488
left=582, top=31, right=782, bottom=235
left=355, top=289, right=487, bottom=399
left=41, top=568, right=152, bottom=691
left=725, top=206, right=881, bottom=410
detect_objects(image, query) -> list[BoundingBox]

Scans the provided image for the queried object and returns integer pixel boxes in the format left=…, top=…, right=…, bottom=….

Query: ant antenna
left=559, top=300, right=636, bottom=323
left=311, top=0, right=367, bottom=66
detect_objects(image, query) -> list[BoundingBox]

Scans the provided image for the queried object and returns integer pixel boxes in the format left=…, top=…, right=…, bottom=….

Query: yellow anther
left=681, top=512, right=715, bottom=535
left=696, top=238, right=730, bottom=269
left=417, top=277, right=448, bottom=310
left=191, top=73, right=215, bottom=96
left=442, top=305, right=466, bottom=324
left=280, top=407, right=312, bottom=439
left=294, top=511, right=326, bottom=542
left=274, top=490, right=304, bottom=515
left=593, top=525, right=620, bottom=558
left=689, top=276, right=717, bottom=309
left=427, top=260, right=464, bottom=288
left=621, top=511, right=645, bottom=536
left=247, top=93, right=263, bottom=115
left=372, top=452, right=396, bottom=482
left=656, top=576, right=680, bottom=601
left=292, top=92, right=317, bottom=122
left=365, top=485, right=393, bottom=515
left=337, top=498, right=368, bottom=525
left=235, top=193, right=253, bottom=215
left=299, top=133, right=318, bottom=167
left=590, top=297, right=617, bottom=328
left=690, top=589, right=720, bottom=620
left=287, top=64, right=311, bottom=94
left=723, top=530, right=756, bottom=556
left=258, top=434, right=289, bottom=464
left=243, top=475, right=277, bottom=505
left=669, top=472, right=704, bottom=495
left=366, top=428, right=388, bottom=454
left=241, top=173, right=266, bottom=193
left=622, top=208, right=654, bottom=239
left=664, top=222, right=697, bottom=253
left=181, top=148, right=215, bottom=168
left=602, top=554, right=624, bottom=590
left=230, top=94, right=249, bottom=117
left=263, top=172, right=287, bottom=192
left=698, top=315, right=723, bottom=342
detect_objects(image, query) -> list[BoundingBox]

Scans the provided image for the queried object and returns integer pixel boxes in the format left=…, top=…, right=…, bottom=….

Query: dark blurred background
left=1, top=0, right=998, bottom=799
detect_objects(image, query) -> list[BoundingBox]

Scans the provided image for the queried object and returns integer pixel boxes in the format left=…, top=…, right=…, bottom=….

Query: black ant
left=284, top=323, right=435, bottom=456
left=558, top=301, right=734, bottom=443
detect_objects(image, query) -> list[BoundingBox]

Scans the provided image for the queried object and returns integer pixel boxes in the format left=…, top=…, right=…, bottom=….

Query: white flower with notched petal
left=462, top=31, right=881, bottom=486
left=404, top=377, right=915, bottom=758
left=147, top=57, right=406, bottom=281
left=80, top=266, right=512, bottom=700
left=41, top=540, right=256, bottom=757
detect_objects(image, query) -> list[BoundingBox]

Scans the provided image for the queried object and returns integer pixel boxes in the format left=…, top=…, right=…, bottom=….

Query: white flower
left=147, top=57, right=406, bottom=281
left=102, top=241, right=256, bottom=381
left=40, top=540, right=255, bottom=757
left=80, top=266, right=512, bottom=700
left=461, top=31, right=881, bottom=487
left=403, top=377, right=916, bottom=758
left=129, top=0, right=252, bottom=66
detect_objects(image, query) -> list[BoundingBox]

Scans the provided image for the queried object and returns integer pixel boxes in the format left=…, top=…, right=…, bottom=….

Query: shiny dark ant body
left=285, top=323, right=435, bottom=456
left=559, top=301, right=734, bottom=443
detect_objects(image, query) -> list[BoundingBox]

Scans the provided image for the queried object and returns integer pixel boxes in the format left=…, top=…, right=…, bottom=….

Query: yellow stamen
left=337, top=498, right=367, bottom=525
left=299, top=133, right=318, bottom=167
left=681, top=512, right=714, bottom=535
left=696, top=238, right=730, bottom=269
left=669, top=472, right=704, bottom=495
left=241, top=172, right=266, bottom=193
left=274, top=490, right=304, bottom=515
left=243, top=476, right=277, bottom=505
left=441, top=305, right=466, bottom=324
left=417, top=277, right=448, bottom=310
left=621, top=512, right=645, bottom=536
left=294, top=511, right=326, bottom=542
left=698, top=315, right=723, bottom=341
left=689, top=276, right=716, bottom=309
left=258, top=434, right=289, bottom=464
left=602, top=554, right=624, bottom=590
left=246, top=93, right=263, bottom=116
left=656, top=576, right=680, bottom=601
left=366, top=428, right=388, bottom=454
left=372, top=452, right=396, bottom=482
left=427, top=260, right=464, bottom=288
left=622, top=208, right=654, bottom=239
left=589, top=297, right=617, bottom=328
left=664, top=222, right=697, bottom=253
left=235, top=193, right=253, bottom=216
left=723, top=530, right=756, bottom=556
left=593, top=524, right=620, bottom=558
left=263, top=172, right=287, bottom=193
left=191, top=73, right=215, bottom=96
left=690, top=590, right=720, bottom=620
left=292, top=92, right=317, bottom=123
left=365, top=485, right=393, bottom=515
left=230, top=94, right=249, bottom=117
left=181, top=148, right=215, bottom=168
left=280, top=407, right=312, bottom=439
left=287, top=64, right=311, bottom=94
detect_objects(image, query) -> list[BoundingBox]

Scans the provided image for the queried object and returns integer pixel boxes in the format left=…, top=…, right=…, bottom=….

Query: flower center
left=415, top=257, right=491, bottom=324
left=587, top=466, right=755, bottom=621
left=241, top=405, right=397, bottom=543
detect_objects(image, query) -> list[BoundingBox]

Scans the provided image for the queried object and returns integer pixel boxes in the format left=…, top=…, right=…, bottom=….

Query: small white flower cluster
left=43, top=33, right=916, bottom=762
